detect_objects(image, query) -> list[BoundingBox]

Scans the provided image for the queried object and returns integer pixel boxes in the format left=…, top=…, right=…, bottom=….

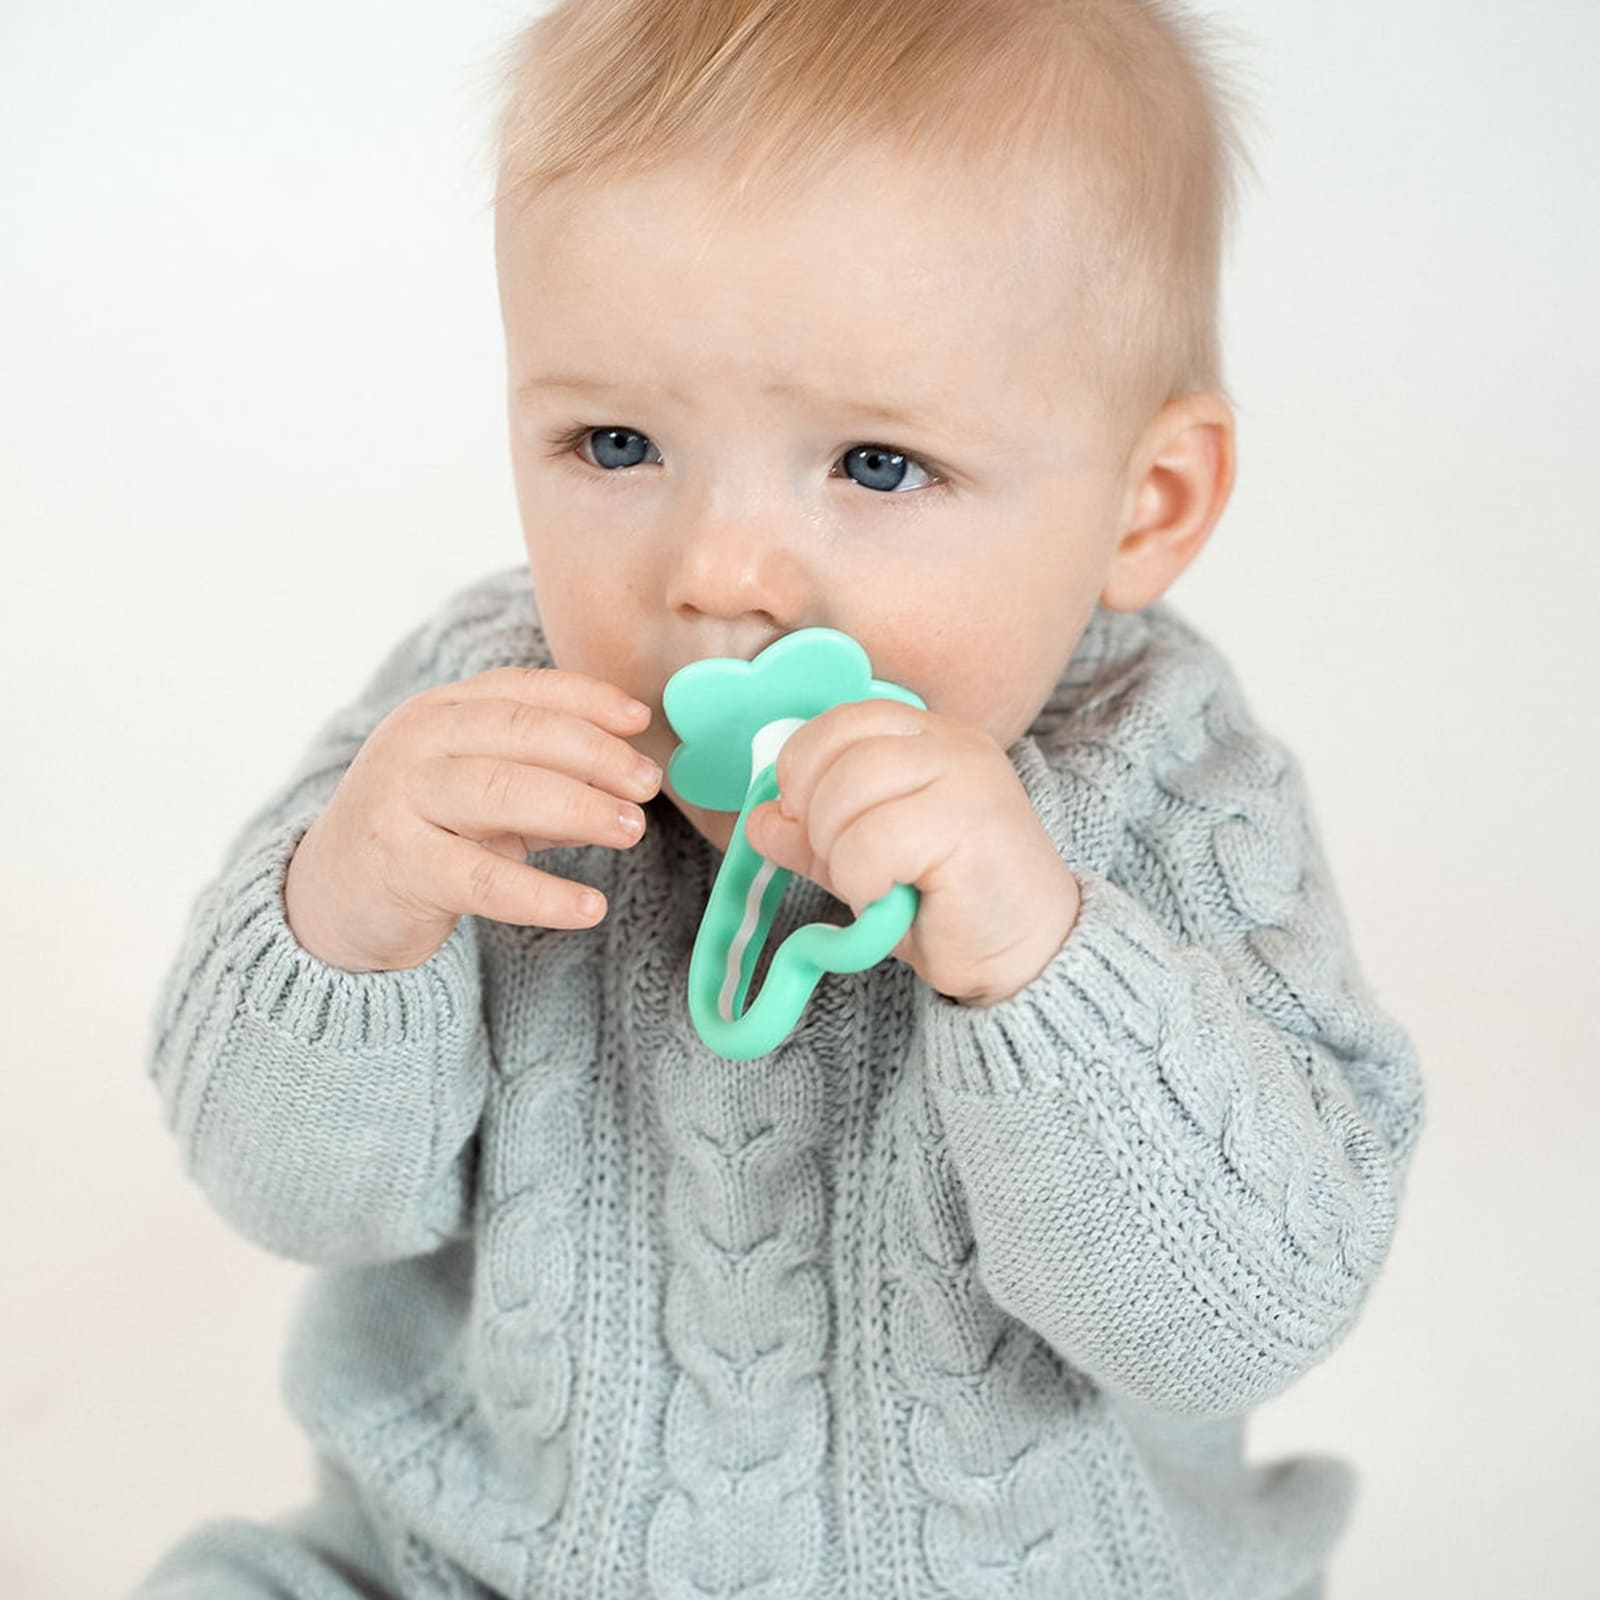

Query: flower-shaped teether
left=663, top=628, right=926, bottom=1060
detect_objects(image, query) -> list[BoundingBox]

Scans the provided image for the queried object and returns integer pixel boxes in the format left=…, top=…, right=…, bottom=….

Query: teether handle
left=686, top=760, right=918, bottom=1060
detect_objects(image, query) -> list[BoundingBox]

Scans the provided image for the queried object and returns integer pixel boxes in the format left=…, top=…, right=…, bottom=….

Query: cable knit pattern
left=647, top=1032, right=831, bottom=1596
left=134, top=563, right=1422, bottom=1600
left=917, top=609, right=1422, bottom=1424
left=880, top=1049, right=1182, bottom=1599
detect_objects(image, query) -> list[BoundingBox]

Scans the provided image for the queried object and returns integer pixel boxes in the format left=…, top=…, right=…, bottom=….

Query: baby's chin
left=656, top=784, right=737, bottom=857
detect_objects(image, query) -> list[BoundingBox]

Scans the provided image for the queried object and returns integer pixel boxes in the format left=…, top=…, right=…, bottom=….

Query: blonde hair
left=481, top=0, right=1258, bottom=460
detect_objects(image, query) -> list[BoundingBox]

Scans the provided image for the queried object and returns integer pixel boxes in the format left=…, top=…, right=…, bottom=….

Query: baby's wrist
left=954, top=865, right=1082, bottom=1009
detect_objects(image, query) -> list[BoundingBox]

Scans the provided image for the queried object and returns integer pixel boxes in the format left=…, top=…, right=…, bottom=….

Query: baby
left=133, top=2, right=1424, bottom=1598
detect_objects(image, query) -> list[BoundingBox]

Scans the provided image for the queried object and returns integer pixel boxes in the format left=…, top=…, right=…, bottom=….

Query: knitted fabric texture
left=140, top=563, right=1423, bottom=1600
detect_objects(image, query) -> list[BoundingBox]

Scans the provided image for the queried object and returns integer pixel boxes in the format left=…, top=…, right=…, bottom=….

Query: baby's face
left=496, top=145, right=1135, bottom=855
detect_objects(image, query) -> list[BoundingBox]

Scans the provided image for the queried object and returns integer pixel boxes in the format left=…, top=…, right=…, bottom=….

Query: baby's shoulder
left=1031, top=598, right=1276, bottom=761
left=1023, top=599, right=1299, bottom=855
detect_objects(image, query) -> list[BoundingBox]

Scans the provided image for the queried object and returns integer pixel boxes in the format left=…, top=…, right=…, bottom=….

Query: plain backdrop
left=2, top=2, right=1596, bottom=1596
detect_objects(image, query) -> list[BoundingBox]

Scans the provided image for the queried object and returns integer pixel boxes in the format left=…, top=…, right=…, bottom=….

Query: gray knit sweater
left=144, top=562, right=1423, bottom=1600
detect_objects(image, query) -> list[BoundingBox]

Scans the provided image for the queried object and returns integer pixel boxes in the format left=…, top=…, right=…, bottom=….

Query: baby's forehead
left=506, top=194, right=1096, bottom=422
left=509, top=140, right=1096, bottom=318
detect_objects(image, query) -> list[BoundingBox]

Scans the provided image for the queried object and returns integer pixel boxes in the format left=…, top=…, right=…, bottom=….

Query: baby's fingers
left=414, top=754, right=650, bottom=856
left=426, top=663, right=650, bottom=735
left=420, top=693, right=662, bottom=807
left=412, top=825, right=610, bottom=930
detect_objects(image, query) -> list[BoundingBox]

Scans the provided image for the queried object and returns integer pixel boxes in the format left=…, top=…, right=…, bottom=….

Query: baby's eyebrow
left=518, top=372, right=991, bottom=446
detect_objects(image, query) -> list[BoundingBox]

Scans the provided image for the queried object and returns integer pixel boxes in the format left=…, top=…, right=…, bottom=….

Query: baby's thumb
left=744, top=801, right=779, bottom=847
left=746, top=802, right=809, bottom=873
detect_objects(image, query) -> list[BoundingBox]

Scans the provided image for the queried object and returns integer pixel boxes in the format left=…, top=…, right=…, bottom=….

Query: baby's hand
left=284, top=668, right=662, bottom=972
left=744, top=701, right=1082, bottom=1008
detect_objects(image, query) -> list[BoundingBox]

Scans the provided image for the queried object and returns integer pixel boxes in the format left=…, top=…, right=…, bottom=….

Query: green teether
left=663, top=628, right=925, bottom=1060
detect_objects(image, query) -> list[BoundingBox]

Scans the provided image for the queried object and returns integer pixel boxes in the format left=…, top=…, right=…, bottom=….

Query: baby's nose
left=664, top=518, right=813, bottom=635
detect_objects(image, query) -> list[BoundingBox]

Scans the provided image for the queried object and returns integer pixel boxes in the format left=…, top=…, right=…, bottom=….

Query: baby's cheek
left=871, top=628, right=1029, bottom=741
left=931, top=683, right=1032, bottom=752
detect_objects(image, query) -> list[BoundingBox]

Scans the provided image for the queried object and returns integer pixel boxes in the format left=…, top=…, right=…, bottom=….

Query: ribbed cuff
left=919, top=869, right=1169, bottom=1097
left=214, top=811, right=482, bottom=1054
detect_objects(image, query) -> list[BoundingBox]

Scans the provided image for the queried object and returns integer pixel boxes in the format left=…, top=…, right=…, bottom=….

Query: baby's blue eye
left=585, top=428, right=658, bottom=470
left=839, top=444, right=931, bottom=493
left=567, top=427, right=937, bottom=493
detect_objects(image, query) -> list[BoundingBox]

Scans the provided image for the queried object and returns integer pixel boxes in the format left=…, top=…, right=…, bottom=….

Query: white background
left=2, top=2, right=1595, bottom=1596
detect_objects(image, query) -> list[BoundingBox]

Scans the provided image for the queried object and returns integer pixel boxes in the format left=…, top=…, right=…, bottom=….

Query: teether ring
left=663, top=628, right=926, bottom=1060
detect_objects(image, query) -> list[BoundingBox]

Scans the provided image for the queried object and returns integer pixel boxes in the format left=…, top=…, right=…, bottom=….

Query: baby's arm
left=915, top=624, right=1424, bottom=1420
left=146, top=573, right=526, bottom=1267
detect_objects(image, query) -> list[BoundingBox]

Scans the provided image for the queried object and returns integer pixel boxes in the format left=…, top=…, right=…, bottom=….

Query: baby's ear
left=1100, top=394, right=1237, bottom=612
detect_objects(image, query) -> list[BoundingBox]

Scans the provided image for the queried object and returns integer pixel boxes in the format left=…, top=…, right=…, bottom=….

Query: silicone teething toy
left=663, top=628, right=926, bottom=1061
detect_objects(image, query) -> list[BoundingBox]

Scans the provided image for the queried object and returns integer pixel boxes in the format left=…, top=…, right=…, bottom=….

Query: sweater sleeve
left=145, top=565, right=542, bottom=1267
left=914, top=610, right=1425, bottom=1421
